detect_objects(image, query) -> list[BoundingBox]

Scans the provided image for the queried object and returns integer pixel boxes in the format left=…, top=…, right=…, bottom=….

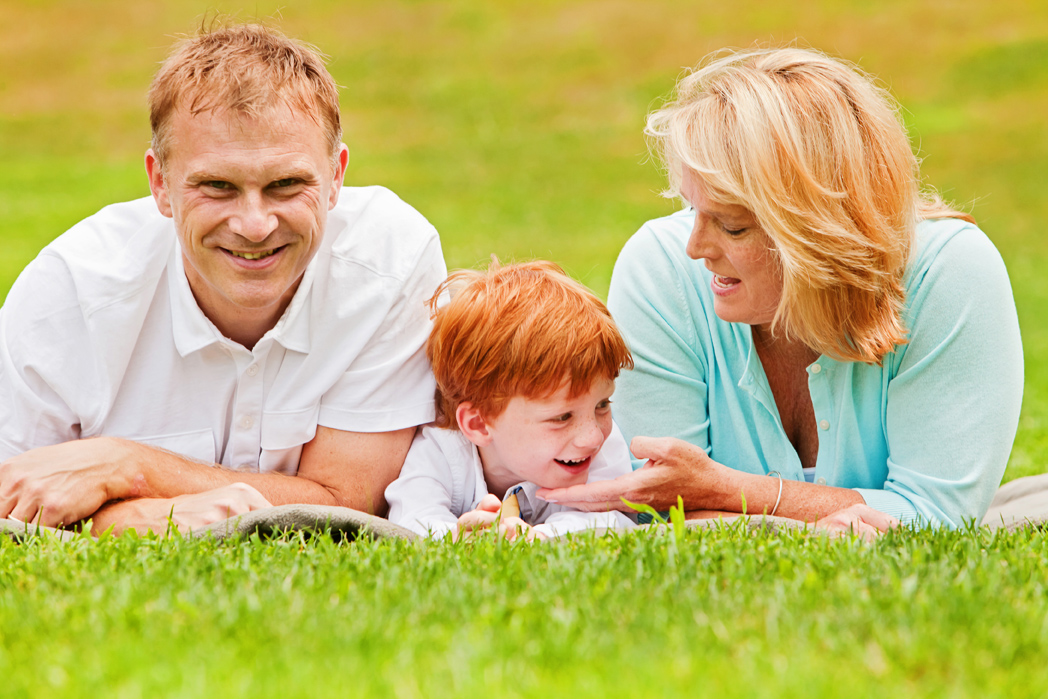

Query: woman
left=538, top=47, right=1023, bottom=534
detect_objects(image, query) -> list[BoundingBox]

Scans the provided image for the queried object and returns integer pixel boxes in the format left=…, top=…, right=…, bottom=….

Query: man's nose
left=228, top=192, right=278, bottom=242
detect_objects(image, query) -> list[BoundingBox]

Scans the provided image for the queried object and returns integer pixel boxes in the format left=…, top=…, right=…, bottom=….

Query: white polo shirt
left=0, top=186, right=447, bottom=475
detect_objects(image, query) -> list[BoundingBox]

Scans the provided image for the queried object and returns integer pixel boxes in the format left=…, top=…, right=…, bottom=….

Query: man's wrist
left=94, top=436, right=151, bottom=501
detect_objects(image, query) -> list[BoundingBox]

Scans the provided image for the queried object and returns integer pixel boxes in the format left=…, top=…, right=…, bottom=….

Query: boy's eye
left=551, top=413, right=572, bottom=423
left=596, top=399, right=612, bottom=411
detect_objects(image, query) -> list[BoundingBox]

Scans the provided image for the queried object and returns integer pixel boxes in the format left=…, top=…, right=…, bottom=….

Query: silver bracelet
left=767, top=471, right=783, bottom=517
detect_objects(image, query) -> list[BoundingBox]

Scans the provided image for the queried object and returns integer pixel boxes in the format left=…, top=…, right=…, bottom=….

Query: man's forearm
left=119, top=438, right=344, bottom=507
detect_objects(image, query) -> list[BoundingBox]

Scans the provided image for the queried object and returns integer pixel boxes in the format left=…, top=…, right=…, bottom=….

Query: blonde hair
left=148, top=22, right=342, bottom=168
left=427, top=259, right=633, bottom=429
left=646, top=47, right=973, bottom=363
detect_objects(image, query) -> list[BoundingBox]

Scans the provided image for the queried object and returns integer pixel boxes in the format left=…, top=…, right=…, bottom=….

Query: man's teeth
left=230, top=249, right=277, bottom=260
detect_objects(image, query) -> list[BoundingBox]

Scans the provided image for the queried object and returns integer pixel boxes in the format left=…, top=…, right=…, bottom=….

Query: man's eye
left=204, top=181, right=231, bottom=190
left=273, top=178, right=299, bottom=188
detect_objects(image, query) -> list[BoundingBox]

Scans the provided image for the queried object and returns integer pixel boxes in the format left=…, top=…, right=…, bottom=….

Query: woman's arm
left=541, top=220, right=1021, bottom=529
left=855, top=222, right=1023, bottom=526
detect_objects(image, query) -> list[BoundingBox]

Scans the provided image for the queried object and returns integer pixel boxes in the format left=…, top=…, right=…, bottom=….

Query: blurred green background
left=1, top=0, right=1046, bottom=479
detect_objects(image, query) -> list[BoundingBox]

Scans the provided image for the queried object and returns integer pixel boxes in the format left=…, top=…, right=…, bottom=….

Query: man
left=0, top=24, right=446, bottom=534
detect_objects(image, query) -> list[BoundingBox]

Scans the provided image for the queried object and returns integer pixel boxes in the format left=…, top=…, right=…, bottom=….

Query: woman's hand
left=455, top=493, right=534, bottom=541
left=812, top=503, right=899, bottom=542
left=537, top=436, right=729, bottom=512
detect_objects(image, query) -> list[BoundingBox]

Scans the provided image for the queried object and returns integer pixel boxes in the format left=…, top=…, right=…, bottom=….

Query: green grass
left=4, top=525, right=1048, bottom=698
left=3, top=1, right=1048, bottom=695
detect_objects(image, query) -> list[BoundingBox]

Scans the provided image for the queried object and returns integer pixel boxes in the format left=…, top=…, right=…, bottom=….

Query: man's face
left=146, top=106, right=347, bottom=340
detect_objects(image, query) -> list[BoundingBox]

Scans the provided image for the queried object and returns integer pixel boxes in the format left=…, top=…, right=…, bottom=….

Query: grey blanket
left=4, top=474, right=1046, bottom=542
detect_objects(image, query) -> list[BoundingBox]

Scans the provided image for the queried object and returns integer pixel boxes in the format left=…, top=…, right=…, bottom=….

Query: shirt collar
left=168, top=243, right=318, bottom=358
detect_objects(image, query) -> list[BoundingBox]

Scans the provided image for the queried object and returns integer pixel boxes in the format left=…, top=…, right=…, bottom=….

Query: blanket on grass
left=4, top=474, right=1047, bottom=541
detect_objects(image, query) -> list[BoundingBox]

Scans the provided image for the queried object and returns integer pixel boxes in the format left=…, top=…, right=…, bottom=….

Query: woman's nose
left=685, top=214, right=717, bottom=260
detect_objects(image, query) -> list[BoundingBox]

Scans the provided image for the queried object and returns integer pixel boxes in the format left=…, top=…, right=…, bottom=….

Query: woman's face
left=680, top=168, right=783, bottom=331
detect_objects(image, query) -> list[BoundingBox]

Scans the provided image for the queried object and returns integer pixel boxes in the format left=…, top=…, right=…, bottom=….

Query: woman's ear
left=457, top=402, right=493, bottom=447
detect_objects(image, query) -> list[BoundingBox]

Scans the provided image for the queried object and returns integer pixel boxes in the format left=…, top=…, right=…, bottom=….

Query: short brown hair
left=148, top=22, right=342, bottom=167
left=646, top=47, right=973, bottom=364
left=428, top=260, right=634, bottom=429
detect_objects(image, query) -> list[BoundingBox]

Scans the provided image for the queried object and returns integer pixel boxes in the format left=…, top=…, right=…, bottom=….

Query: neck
left=477, top=445, right=519, bottom=499
left=750, top=323, right=819, bottom=364
left=183, top=258, right=300, bottom=351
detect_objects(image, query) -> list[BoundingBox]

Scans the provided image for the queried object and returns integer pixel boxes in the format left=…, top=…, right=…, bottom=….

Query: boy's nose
left=573, top=420, right=605, bottom=451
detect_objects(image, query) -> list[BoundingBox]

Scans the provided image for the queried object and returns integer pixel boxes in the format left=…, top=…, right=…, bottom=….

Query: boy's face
left=475, top=376, right=616, bottom=490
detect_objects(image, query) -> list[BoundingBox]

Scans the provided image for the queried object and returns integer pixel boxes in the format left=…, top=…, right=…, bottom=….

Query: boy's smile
left=470, top=376, right=616, bottom=496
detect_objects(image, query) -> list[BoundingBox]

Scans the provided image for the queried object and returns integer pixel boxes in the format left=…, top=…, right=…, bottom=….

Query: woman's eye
left=722, top=225, right=746, bottom=236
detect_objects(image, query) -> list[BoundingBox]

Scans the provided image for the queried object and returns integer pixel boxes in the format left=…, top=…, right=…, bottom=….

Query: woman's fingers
left=536, top=471, right=645, bottom=511
left=814, top=503, right=897, bottom=541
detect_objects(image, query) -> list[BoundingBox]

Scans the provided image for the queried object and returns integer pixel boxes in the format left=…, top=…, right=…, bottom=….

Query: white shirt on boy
left=386, top=421, right=637, bottom=538
left=0, top=186, right=446, bottom=474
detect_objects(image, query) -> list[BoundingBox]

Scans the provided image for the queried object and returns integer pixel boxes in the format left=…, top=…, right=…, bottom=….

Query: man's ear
left=456, top=402, right=493, bottom=447
left=328, top=143, right=349, bottom=209
left=145, top=149, right=172, bottom=218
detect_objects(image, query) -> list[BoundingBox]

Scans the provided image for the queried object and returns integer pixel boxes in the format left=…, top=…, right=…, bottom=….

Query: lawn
left=1, top=1, right=1047, bottom=696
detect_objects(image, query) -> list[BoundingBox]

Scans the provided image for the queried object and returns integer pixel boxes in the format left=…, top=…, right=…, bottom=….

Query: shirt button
left=240, top=415, right=254, bottom=429
left=810, top=364, right=822, bottom=374
left=816, top=477, right=827, bottom=485
left=819, top=419, right=830, bottom=430
left=246, top=364, right=259, bottom=377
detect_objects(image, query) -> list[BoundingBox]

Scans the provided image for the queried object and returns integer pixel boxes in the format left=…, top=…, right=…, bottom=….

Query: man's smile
left=222, top=245, right=287, bottom=262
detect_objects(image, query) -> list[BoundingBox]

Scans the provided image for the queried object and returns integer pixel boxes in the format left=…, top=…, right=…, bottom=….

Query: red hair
left=428, top=260, right=633, bottom=429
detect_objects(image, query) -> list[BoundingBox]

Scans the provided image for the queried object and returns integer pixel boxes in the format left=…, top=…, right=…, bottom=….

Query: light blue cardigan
left=608, top=211, right=1024, bottom=527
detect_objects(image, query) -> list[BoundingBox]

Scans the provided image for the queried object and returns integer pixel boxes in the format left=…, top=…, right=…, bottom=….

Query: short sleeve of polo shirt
left=310, top=187, right=448, bottom=434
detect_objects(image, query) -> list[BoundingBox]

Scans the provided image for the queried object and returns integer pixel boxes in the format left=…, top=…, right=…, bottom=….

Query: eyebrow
left=186, top=167, right=319, bottom=184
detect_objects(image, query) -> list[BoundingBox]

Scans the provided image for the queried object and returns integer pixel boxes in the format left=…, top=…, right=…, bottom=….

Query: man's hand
left=89, top=483, right=273, bottom=536
left=538, top=436, right=725, bottom=512
left=0, top=437, right=136, bottom=528
left=0, top=425, right=416, bottom=531
left=455, top=493, right=533, bottom=541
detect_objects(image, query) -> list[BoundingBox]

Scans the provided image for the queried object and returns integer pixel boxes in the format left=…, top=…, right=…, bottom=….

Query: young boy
left=385, top=260, right=637, bottom=540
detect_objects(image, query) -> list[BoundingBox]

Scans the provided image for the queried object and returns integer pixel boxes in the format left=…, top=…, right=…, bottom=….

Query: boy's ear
left=457, top=402, right=493, bottom=447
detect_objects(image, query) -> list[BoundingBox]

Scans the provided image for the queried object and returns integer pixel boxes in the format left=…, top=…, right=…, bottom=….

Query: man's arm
left=0, top=425, right=415, bottom=529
